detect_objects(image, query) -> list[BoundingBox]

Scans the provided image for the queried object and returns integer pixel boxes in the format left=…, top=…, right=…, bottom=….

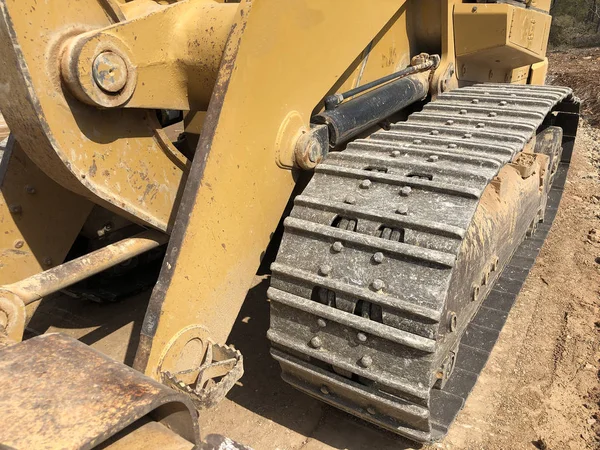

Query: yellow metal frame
left=134, top=0, right=412, bottom=377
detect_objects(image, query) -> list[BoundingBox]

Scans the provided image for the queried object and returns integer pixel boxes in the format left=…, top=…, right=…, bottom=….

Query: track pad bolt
left=371, top=279, right=385, bottom=291
left=360, top=180, right=372, bottom=189
left=309, top=336, right=322, bottom=349
left=344, top=195, right=356, bottom=205
left=320, top=385, right=330, bottom=395
left=400, top=186, right=412, bottom=196
left=390, top=150, right=401, bottom=157
left=448, top=312, right=457, bottom=332
left=428, top=155, right=439, bottom=162
left=472, top=284, right=480, bottom=301
left=331, top=241, right=344, bottom=253
left=319, top=265, right=332, bottom=276
left=372, top=252, right=384, bottom=264
left=367, top=406, right=376, bottom=415
left=359, top=355, right=373, bottom=368
left=396, top=205, right=408, bottom=215
left=357, top=332, right=367, bottom=343
left=317, top=318, right=327, bottom=328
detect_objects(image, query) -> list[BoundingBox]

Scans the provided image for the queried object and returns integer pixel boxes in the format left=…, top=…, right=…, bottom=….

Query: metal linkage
left=0, top=230, right=167, bottom=341
left=268, top=84, right=576, bottom=442
left=323, top=54, right=440, bottom=110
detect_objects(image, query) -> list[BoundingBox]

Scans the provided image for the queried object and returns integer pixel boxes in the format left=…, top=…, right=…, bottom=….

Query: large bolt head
left=93, top=51, right=128, bottom=93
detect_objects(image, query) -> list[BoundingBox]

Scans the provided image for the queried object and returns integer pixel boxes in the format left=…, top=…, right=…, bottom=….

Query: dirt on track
left=196, top=119, right=600, bottom=450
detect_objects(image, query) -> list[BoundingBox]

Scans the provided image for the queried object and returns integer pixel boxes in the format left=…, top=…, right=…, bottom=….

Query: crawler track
left=268, top=84, right=578, bottom=441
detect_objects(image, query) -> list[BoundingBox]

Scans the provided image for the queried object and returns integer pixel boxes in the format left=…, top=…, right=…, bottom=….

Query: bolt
left=463, top=133, right=473, bottom=139
left=448, top=143, right=458, bottom=149
left=320, top=385, right=330, bottom=395
left=482, top=270, right=489, bottom=286
left=372, top=279, right=385, bottom=291
left=9, top=205, right=22, bottom=214
left=459, top=109, right=468, bottom=115
left=372, top=252, right=384, bottom=264
left=357, top=332, right=367, bottom=343
left=472, top=285, right=480, bottom=301
left=93, top=51, right=129, bottom=93
left=43, top=257, right=53, bottom=267
left=492, top=256, right=499, bottom=271
left=449, top=312, right=457, bottom=332
left=472, top=99, right=479, bottom=104
left=13, top=240, right=24, bottom=249
left=472, top=6, right=478, bottom=12
left=400, top=186, right=412, bottom=197
left=309, top=336, right=322, bottom=349
left=413, top=139, right=422, bottom=145
left=25, top=185, right=36, bottom=194
left=359, top=355, right=373, bottom=368
left=319, top=265, right=331, bottom=276
left=428, top=155, right=439, bottom=162
left=390, top=150, right=401, bottom=157
left=499, top=100, right=508, bottom=106
left=360, top=179, right=372, bottom=189
left=345, top=195, right=356, bottom=205
left=489, top=112, right=498, bottom=117
left=476, top=122, right=486, bottom=129
left=446, top=120, right=454, bottom=125
left=332, top=241, right=344, bottom=253
left=396, top=205, right=408, bottom=215
left=431, top=130, right=439, bottom=135
left=367, top=406, right=376, bottom=415
left=317, top=318, right=327, bottom=328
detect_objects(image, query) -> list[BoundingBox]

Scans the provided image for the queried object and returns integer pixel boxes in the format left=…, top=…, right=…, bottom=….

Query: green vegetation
left=550, top=0, right=600, bottom=48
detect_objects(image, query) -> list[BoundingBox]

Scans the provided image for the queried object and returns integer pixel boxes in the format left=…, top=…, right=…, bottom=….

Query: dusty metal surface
left=0, top=333, right=200, bottom=450
left=268, top=84, right=575, bottom=442
left=0, top=0, right=189, bottom=231
left=454, top=3, right=551, bottom=84
left=0, top=137, right=93, bottom=285
left=134, top=0, right=411, bottom=382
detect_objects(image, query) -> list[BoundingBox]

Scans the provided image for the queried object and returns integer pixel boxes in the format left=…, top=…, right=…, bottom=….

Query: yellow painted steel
left=134, top=0, right=410, bottom=378
left=454, top=3, right=551, bottom=84
left=62, top=0, right=237, bottom=111
left=530, top=58, right=550, bottom=86
left=0, top=0, right=191, bottom=232
left=0, top=139, right=93, bottom=285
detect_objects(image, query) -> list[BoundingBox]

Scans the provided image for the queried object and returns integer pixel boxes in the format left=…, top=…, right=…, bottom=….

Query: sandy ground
left=10, top=50, right=600, bottom=450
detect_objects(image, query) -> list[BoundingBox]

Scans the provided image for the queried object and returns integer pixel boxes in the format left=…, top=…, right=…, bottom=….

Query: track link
left=268, top=84, right=578, bottom=442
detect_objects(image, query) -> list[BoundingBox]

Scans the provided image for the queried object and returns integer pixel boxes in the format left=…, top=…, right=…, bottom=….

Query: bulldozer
left=0, top=0, right=580, bottom=448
